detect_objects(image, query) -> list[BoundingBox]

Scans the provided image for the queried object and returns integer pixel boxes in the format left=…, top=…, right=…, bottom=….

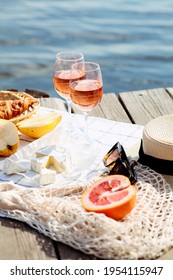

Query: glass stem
left=83, top=111, right=89, bottom=141
left=66, top=100, right=75, bottom=135
left=66, top=100, right=72, bottom=114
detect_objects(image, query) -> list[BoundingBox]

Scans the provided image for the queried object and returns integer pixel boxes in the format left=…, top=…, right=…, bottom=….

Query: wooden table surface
left=0, top=87, right=173, bottom=260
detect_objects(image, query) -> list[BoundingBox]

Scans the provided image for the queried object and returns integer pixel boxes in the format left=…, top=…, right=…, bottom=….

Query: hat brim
left=138, top=140, right=173, bottom=175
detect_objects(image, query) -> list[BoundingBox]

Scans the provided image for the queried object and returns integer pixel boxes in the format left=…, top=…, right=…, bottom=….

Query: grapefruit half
left=81, top=175, right=136, bottom=220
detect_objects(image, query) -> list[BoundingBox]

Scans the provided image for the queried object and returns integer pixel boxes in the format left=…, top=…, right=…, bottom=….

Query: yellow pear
left=17, top=112, right=62, bottom=138
left=0, top=119, right=19, bottom=157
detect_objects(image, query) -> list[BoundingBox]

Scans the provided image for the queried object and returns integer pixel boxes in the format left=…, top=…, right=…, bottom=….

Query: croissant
left=0, top=90, right=39, bottom=123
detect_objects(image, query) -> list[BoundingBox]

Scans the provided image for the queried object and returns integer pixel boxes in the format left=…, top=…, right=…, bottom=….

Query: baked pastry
left=0, top=90, right=39, bottom=123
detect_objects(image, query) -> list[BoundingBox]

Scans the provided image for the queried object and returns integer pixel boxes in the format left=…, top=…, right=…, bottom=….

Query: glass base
left=61, top=136, right=102, bottom=183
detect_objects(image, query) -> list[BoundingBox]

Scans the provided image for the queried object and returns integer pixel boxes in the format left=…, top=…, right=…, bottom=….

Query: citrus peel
left=81, top=175, right=136, bottom=220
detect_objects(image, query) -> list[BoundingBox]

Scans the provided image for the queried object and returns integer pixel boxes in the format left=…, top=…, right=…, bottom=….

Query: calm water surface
left=0, top=0, right=173, bottom=97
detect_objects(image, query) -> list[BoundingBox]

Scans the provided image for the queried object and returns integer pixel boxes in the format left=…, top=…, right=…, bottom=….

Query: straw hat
left=138, top=114, right=173, bottom=174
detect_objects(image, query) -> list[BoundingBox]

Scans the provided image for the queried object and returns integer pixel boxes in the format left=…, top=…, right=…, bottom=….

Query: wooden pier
left=0, top=87, right=173, bottom=260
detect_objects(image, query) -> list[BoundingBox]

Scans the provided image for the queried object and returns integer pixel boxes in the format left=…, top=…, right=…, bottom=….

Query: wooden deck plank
left=72, top=93, right=131, bottom=123
left=156, top=248, right=173, bottom=260
left=39, top=97, right=67, bottom=111
left=119, top=88, right=173, bottom=125
left=55, top=243, right=96, bottom=260
left=0, top=218, right=57, bottom=260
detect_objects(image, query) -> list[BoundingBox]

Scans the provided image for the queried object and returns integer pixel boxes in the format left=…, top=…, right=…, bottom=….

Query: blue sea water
left=0, top=0, right=173, bottom=97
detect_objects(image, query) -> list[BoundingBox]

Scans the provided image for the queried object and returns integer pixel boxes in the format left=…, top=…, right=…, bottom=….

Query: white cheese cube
left=39, top=168, right=56, bottom=185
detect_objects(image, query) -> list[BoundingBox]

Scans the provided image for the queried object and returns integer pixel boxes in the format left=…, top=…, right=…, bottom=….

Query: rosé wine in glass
left=70, top=79, right=103, bottom=112
left=53, top=69, right=85, bottom=101
left=70, top=62, right=103, bottom=144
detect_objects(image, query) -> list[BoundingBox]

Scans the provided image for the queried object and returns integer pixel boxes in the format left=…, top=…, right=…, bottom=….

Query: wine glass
left=53, top=52, right=84, bottom=114
left=69, top=61, right=103, bottom=145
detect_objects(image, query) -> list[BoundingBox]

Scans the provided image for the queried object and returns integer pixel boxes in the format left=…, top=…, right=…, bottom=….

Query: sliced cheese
left=3, top=158, right=30, bottom=175
left=33, top=168, right=56, bottom=186
left=35, top=145, right=66, bottom=173
left=39, top=168, right=56, bottom=185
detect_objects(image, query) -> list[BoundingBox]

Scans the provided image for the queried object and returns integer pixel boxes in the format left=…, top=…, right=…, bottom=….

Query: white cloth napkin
left=0, top=108, right=143, bottom=188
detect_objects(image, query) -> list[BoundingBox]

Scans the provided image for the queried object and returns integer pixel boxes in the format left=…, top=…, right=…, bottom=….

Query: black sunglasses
left=103, top=142, right=137, bottom=184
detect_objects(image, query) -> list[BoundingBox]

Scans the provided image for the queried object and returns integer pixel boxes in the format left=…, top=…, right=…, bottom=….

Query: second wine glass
left=69, top=61, right=103, bottom=144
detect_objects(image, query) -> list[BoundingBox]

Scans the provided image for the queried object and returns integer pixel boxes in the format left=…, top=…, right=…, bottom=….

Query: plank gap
left=166, top=87, right=173, bottom=100
left=118, top=95, right=135, bottom=124
left=52, top=240, right=61, bottom=260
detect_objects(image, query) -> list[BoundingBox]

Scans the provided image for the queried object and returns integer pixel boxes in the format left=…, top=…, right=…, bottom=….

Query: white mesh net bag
left=0, top=162, right=173, bottom=260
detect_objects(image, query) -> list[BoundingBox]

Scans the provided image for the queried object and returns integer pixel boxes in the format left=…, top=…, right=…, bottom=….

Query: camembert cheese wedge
left=34, top=145, right=66, bottom=173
